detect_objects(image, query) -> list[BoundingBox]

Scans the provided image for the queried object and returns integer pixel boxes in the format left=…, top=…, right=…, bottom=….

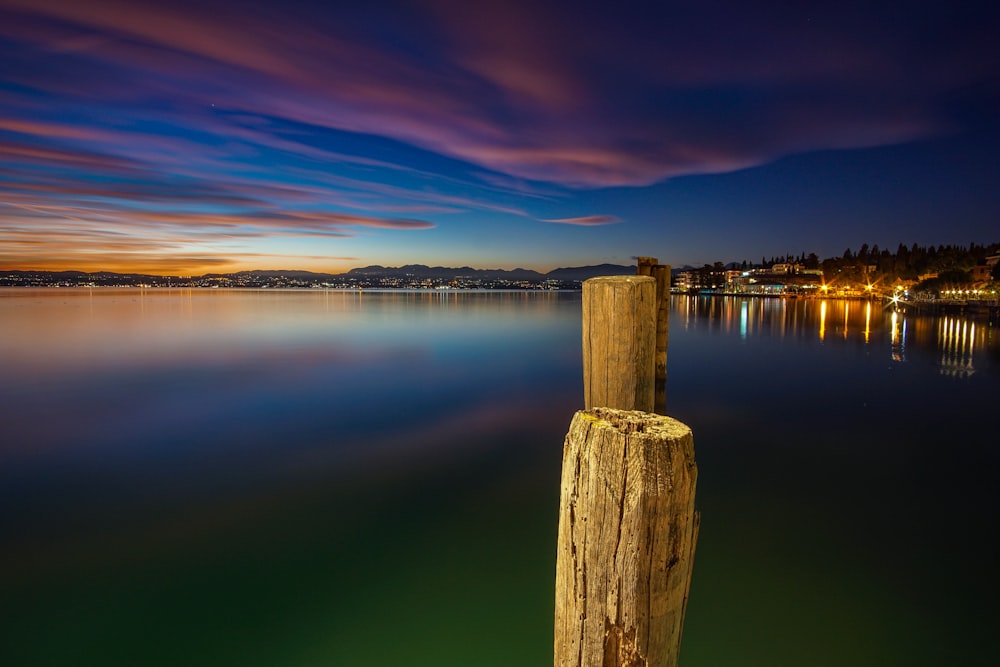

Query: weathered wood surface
left=636, top=257, right=658, bottom=277
left=635, top=260, right=670, bottom=412
left=555, top=408, right=699, bottom=667
left=650, top=264, right=669, bottom=379
left=582, top=276, right=657, bottom=413
left=651, top=264, right=669, bottom=412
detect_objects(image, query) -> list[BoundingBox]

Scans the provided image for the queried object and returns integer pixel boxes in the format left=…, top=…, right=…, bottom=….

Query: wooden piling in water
left=636, top=258, right=670, bottom=412
left=582, top=275, right=657, bottom=414
left=557, top=272, right=697, bottom=667
left=554, top=409, right=698, bottom=667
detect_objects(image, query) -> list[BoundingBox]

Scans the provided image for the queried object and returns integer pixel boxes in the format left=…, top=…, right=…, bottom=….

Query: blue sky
left=1, top=0, right=998, bottom=274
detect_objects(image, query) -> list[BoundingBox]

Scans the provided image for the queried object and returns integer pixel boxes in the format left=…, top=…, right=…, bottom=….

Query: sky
left=1, top=0, right=999, bottom=275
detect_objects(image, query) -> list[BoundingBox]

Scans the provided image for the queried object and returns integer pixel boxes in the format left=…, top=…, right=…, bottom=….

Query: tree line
left=818, top=241, right=1000, bottom=285
left=692, top=241, right=1000, bottom=290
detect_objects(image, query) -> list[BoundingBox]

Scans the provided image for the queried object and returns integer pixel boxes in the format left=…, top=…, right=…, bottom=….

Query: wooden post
left=636, top=259, right=670, bottom=413
left=651, top=264, right=670, bottom=412
left=554, top=408, right=699, bottom=667
left=636, top=257, right=658, bottom=277
left=582, top=276, right=656, bottom=413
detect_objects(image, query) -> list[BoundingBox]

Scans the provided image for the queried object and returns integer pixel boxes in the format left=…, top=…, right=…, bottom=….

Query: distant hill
left=346, top=264, right=544, bottom=280
left=203, top=269, right=340, bottom=280
left=2, top=263, right=636, bottom=284
left=345, top=263, right=633, bottom=281
left=345, top=264, right=544, bottom=280
left=545, top=264, right=635, bottom=281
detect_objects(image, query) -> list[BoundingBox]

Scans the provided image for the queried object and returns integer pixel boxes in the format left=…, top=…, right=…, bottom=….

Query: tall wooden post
left=636, top=257, right=658, bottom=277
left=637, top=258, right=670, bottom=413
left=554, top=408, right=698, bottom=667
left=582, top=276, right=656, bottom=414
left=558, top=272, right=697, bottom=667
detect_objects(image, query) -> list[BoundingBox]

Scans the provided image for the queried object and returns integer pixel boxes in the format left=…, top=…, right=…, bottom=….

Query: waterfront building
left=673, top=271, right=696, bottom=292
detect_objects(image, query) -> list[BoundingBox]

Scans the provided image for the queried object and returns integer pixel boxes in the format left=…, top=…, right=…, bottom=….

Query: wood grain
left=582, top=276, right=656, bottom=413
left=555, top=408, right=698, bottom=667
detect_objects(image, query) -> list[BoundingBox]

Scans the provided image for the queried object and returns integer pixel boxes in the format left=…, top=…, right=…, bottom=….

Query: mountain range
left=339, top=263, right=635, bottom=281
left=3, top=263, right=637, bottom=283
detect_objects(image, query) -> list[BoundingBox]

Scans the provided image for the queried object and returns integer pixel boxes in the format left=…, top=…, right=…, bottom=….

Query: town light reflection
left=938, top=316, right=977, bottom=377
left=890, top=310, right=905, bottom=362
left=864, top=301, right=871, bottom=343
left=669, top=295, right=996, bottom=378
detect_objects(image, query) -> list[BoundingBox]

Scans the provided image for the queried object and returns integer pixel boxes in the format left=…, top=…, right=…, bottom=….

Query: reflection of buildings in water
left=819, top=300, right=827, bottom=341
left=726, top=296, right=796, bottom=340
left=817, top=299, right=858, bottom=341
left=679, top=294, right=697, bottom=331
left=686, top=295, right=877, bottom=343
left=937, top=316, right=977, bottom=377
left=816, top=299, right=865, bottom=342
left=672, top=296, right=997, bottom=377
left=864, top=301, right=871, bottom=344
left=888, top=310, right=990, bottom=377
left=889, top=310, right=906, bottom=362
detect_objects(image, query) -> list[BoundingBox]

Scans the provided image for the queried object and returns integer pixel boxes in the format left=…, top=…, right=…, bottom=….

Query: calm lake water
left=1, top=288, right=997, bottom=666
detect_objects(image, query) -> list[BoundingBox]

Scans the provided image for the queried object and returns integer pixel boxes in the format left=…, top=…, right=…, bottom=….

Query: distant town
left=676, top=242, right=1000, bottom=300
left=3, top=242, right=999, bottom=300
left=0, top=263, right=635, bottom=291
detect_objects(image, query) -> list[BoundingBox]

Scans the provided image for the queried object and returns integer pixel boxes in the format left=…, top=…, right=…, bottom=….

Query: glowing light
left=890, top=309, right=906, bottom=361
left=819, top=300, right=827, bottom=341
left=864, top=301, right=871, bottom=343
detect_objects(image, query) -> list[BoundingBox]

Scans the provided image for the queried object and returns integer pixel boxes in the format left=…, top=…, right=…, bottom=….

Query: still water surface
left=1, top=288, right=997, bottom=666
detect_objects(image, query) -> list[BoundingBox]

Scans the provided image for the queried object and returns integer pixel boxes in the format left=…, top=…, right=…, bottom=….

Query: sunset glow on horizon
left=2, top=0, right=999, bottom=274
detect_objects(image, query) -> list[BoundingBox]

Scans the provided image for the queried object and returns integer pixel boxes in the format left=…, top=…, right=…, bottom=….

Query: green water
left=2, top=290, right=997, bottom=665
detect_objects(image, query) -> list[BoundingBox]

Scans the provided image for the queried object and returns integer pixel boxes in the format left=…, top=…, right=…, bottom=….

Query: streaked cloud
left=3, top=0, right=989, bottom=187
left=542, top=215, right=622, bottom=227
left=0, top=0, right=997, bottom=270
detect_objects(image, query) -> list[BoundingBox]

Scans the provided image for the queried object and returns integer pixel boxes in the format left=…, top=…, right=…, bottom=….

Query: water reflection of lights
left=890, top=310, right=906, bottom=362
left=937, top=316, right=976, bottom=377
left=864, top=301, right=871, bottom=343
left=675, top=297, right=994, bottom=380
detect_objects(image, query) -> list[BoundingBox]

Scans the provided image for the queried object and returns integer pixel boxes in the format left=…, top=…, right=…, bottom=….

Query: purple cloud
left=1, top=0, right=998, bottom=272
left=542, top=215, right=622, bottom=227
left=4, top=0, right=992, bottom=189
